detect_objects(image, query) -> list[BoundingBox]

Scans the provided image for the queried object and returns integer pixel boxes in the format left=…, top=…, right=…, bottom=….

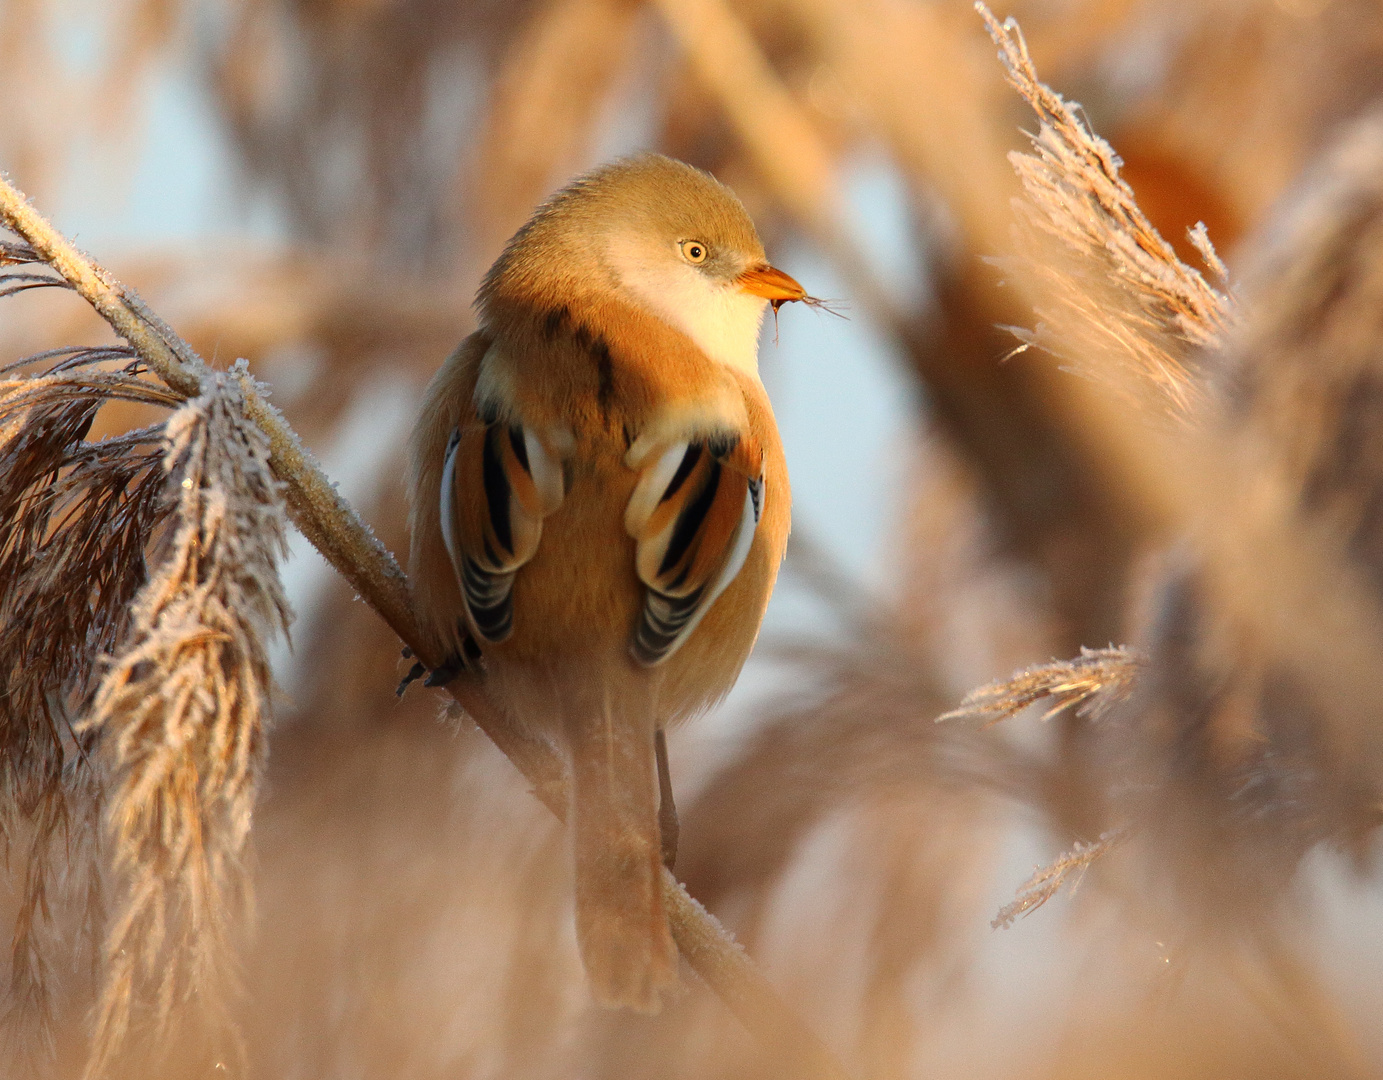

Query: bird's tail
left=563, top=683, right=678, bottom=1012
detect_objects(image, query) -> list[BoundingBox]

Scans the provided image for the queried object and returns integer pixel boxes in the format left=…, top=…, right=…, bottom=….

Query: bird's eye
left=679, top=240, right=709, bottom=265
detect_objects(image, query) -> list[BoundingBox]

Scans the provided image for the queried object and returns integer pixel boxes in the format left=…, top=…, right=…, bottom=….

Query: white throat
left=606, top=235, right=767, bottom=377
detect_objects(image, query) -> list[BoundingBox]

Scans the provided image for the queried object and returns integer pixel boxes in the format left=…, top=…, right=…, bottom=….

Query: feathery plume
left=0, top=236, right=66, bottom=298
left=0, top=239, right=39, bottom=264
left=977, top=3, right=1234, bottom=415
left=937, top=645, right=1144, bottom=727
left=0, top=348, right=179, bottom=764
left=80, top=368, right=290, bottom=1076
left=991, top=829, right=1125, bottom=930
left=0, top=347, right=182, bottom=1053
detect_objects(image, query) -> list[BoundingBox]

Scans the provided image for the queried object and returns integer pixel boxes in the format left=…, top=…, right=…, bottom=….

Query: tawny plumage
left=406, top=154, right=802, bottom=1011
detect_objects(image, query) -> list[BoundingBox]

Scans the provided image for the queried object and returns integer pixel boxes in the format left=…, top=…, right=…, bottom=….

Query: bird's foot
left=424, top=653, right=466, bottom=688
left=395, top=658, right=427, bottom=697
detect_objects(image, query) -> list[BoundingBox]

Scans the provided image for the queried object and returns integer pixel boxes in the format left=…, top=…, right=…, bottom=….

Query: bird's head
left=482, top=154, right=807, bottom=376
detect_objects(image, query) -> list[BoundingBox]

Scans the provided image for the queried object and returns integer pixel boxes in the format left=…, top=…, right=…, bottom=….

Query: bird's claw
left=395, top=660, right=427, bottom=698
left=424, top=654, right=466, bottom=687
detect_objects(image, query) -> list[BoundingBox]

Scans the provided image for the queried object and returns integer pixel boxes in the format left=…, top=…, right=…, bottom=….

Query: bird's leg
left=656, top=728, right=679, bottom=871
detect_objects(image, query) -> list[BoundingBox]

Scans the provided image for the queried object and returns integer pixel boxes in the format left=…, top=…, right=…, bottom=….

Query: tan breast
left=406, top=297, right=790, bottom=724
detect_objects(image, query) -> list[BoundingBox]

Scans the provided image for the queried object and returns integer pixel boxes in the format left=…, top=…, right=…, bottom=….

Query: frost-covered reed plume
left=0, top=273, right=290, bottom=1072
left=0, top=343, right=180, bottom=1061
left=938, top=645, right=1144, bottom=727
left=80, top=371, right=290, bottom=1077
left=978, top=3, right=1235, bottom=415
left=959, top=6, right=1383, bottom=956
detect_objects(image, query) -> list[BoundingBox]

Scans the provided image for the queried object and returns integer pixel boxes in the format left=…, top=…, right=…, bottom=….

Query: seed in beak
left=737, top=264, right=807, bottom=305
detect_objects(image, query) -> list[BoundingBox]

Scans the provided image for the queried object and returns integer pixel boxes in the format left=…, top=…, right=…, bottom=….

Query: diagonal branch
left=0, top=176, right=853, bottom=1080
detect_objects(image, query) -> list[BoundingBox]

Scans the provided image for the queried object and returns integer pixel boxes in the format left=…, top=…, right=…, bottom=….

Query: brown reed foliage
left=958, top=6, right=1383, bottom=953
left=6, top=2, right=1383, bottom=1078
left=1120, top=108, right=1383, bottom=899
left=0, top=286, right=294, bottom=1074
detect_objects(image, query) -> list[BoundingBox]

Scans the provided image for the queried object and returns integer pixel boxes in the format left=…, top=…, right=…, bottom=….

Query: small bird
left=407, top=154, right=804, bottom=1011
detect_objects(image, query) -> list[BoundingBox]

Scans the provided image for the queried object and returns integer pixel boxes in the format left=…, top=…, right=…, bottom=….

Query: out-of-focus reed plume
left=951, top=27, right=1383, bottom=1076
left=1111, top=109, right=1383, bottom=909
left=1227, top=111, right=1383, bottom=585
left=81, top=372, right=289, bottom=1078
left=1122, top=0, right=1383, bottom=228
left=470, top=0, right=644, bottom=261
left=211, top=0, right=549, bottom=260
left=967, top=0, right=1383, bottom=902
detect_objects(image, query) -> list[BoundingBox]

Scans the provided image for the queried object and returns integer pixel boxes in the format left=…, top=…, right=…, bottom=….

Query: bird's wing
left=440, top=409, right=565, bottom=642
left=624, top=433, right=764, bottom=666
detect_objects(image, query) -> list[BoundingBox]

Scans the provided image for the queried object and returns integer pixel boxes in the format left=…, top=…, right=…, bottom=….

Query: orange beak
left=736, top=264, right=807, bottom=308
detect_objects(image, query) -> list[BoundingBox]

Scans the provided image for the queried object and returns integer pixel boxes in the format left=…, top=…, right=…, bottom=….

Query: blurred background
left=6, top=0, right=1383, bottom=1076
